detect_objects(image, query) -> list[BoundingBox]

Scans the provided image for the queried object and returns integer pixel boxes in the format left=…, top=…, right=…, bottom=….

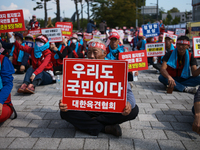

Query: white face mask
left=72, top=39, right=77, bottom=44
left=78, top=36, right=82, bottom=40
left=36, top=41, right=44, bottom=47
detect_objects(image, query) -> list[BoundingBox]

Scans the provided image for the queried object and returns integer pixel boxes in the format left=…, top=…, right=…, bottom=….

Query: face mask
left=36, top=41, right=44, bottom=47
left=72, top=39, right=77, bottom=44
left=78, top=36, right=82, bottom=40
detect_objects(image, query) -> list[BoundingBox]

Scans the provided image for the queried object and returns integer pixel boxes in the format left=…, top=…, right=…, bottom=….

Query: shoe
left=105, top=124, right=122, bottom=137
left=17, top=84, right=27, bottom=93
left=184, top=87, right=197, bottom=94
left=148, top=65, right=153, bottom=69
left=24, top=84, right=35, bottom=94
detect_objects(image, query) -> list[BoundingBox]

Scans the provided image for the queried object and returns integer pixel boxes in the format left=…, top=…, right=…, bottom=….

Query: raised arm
left=14, top=41, right=33, bottom=54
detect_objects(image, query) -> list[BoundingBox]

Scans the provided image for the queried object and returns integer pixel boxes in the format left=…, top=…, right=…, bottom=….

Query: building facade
left=193, top=0, right=200, bottom=21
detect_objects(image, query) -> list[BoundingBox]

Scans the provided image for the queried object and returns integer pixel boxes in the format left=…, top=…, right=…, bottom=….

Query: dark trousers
left=60, top=105, right=139, bottom=136
left=153, top=63, right=162, bottom=71
left=23, top=67, right=52, bottom=87
left=13, top=64, right=30, bottom=74
left=53, top=65, right=63, bottom=74
left=159, top=74, right=200, bottom=92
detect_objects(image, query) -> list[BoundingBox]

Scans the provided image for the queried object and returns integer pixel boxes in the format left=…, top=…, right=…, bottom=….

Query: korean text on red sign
left=62, top=59, right=128, bottom=113
left=145, top=42, right=165, bottom=57
left=193, top=36, right=200, bottom=58
left=0, top=9, right=26, bottom=33
left=55, top=22, right=73, bottom=37
left=28, top=29, right=41, bottom=39
left=41, top=28, right=62, bottom=42
left=118, top=50, right=148, bottom=72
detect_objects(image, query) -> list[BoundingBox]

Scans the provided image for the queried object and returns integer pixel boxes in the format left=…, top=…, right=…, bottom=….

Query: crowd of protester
left=0, top=17, right=200, bottom=136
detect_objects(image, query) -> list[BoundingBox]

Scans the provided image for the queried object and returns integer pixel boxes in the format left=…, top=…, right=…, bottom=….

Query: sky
left=0, top=0, right=193, bottom=21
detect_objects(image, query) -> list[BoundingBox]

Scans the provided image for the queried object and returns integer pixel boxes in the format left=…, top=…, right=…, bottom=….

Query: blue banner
left=25, top=41, right=34, bottom=48
left=142, top=23, right=160, bottom=38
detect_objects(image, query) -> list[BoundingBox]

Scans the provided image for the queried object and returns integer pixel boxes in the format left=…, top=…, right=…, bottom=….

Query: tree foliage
left=91, top=0, right=145, bottom=28
left=167, top=7, right=180, bottom=13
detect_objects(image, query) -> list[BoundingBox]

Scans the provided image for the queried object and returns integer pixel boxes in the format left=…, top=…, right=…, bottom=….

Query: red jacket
left=31, top=21, right=40, bottom=30
left=14, top=41, right=53, bottom=76
left=51, top=45, right=66, bottom=67
left=12, top=44, right=30, bottom=66
left=167, top=51, right=192, bottom=77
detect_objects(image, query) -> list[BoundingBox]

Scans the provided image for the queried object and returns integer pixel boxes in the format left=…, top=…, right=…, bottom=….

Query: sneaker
left=17, top=83, right=27, bottom=93
left=24, top=84, right=35, bottom=94
left=184, top=87, right=197, bottom=94
left=148, top=65, right=153, bottom=69
left=105, top=124, right=122, bottom=137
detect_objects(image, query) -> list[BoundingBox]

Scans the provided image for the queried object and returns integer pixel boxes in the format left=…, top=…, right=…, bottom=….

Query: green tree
left=167, top=7, right=180, bottom=13
left=171, top=16, right=180, bottom=25
left=91, top=0, right=144, bottom=28
left=163, top=12, right=173, bottom=25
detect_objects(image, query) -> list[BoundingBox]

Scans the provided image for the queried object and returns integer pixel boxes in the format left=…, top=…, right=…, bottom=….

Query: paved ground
left=1, top=46, right=200, bottom=149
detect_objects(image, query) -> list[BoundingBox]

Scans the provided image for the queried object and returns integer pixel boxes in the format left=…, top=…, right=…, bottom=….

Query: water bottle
left=56, top=75, right=60, bottom=89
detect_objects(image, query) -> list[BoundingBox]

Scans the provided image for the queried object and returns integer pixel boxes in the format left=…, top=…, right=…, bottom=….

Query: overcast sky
left=0, top=0, right=193, bottom=21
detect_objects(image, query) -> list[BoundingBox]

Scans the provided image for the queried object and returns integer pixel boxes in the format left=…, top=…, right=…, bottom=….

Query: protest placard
left=162, top=32, right=178, bottom=47
left=167, top=31, right=174, bottom=35
left=62, top=59, right=128, bottom=113
left=28, top=29, right=41, bottom=39
left=55, top=22, right=73, bottom=37
left=139, top=27, right=143, bottom=36
left=100, top=34, right=106, bottom=40
left=118, top=50, right=148, bottom=72
left=93, top=35, right=101, bottom=39
left=0, top=9, right=26, bottom=33
left=25, top=41, right=34, bottom=48
left=83, top=33, right=93, bottom=42
left=145, top=42, right=165, bottom=57
left=193, top=36, right=200, bottom=58
left=41, top=28, right=62, bottom=42
left=142, top=23, right=160, bottom=38
left=175, top=28, right=186, bottom=36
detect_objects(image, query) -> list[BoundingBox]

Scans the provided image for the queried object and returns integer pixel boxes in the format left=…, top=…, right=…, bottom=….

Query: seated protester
left=59, top=39, right=139, bottom=137
left=157, top=34, right=163, bottom=43
left=25, top=34, right=34, bottom=42
left=106, top=32, right=125, bottom=60
left=77, top=32, right=84, bottom=46
left=159, top=36, right=200, bottom=94
left=0, top=54, right=16, bottom=123
left=50, top=37, right=72, bottom=75
left=16, top=35, right=54, bottom=94
left=0, top=33, right=30, bottom=74
left=67, top=34, right=84, bottom=58
left=153, top=36, right=175, bottom=71
left=192, top=87, right=200, bottom=135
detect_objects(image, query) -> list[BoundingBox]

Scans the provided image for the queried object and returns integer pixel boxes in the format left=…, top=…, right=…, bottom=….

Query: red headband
left=177, top=40, right=190, bottom=45
left=37, top=35, right=48, bottom=43
left=88, top=42, right=106, bottom=51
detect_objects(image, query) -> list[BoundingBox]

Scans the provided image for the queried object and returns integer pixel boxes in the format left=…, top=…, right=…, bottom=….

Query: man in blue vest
left=159, top=36, right=200, bottom=93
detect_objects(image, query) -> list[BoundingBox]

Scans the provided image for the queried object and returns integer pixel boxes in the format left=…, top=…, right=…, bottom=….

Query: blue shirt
left=127, top=81, right=136, bottom=108
left=0, top=56, right=15, bottom=104
left=87, top=23, right=96, bottom=33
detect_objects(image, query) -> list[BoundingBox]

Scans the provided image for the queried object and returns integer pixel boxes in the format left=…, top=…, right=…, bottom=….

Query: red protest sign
left=62, top=59, right=128, bottom=113
left=28, top=29, right=41, bottom=39
left=167, top=31, right=174, bottom=35
left=84, top=33, right=93, bottom=42
left=55, top=22, right=73, bottom=37
left=0, top=9, right=26, bottom=33
left=118, top=50, right=148, bottom=71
